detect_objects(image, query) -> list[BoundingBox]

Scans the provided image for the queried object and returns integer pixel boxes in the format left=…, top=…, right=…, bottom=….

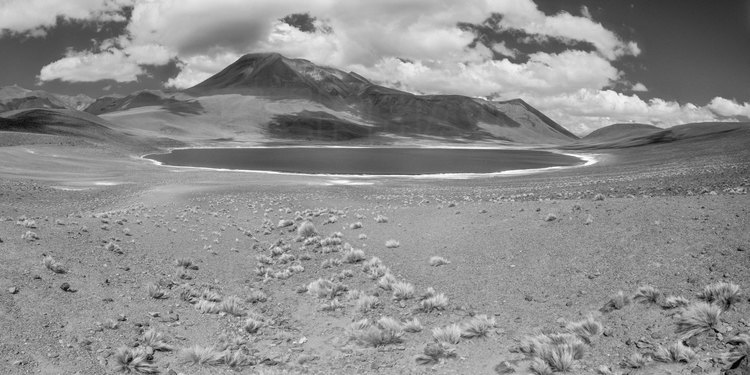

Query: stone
left=8, top=286, right=19, bottom=294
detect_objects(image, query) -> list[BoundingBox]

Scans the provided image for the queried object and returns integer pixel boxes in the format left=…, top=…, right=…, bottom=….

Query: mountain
left=181, top=52, right=578, bottom=143
left=85, top=90, right=204, bottom=115
left=0, top=85, right=93, bottom=112
left=565, top=122, right=750, bottom=149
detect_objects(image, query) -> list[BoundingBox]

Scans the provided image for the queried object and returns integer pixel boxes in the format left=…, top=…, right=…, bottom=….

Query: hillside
left=565, top=121, right=750, bottom=149
left=0, top=85, right=93, bottom=112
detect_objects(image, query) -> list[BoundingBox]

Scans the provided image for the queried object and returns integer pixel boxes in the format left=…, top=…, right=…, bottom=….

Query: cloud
left=529, top=89, right=724, bottom=135
left=632, top=82, right=648, bottom=92
left=0, top=0, right=132, bottom=36
left=708, top=97, right=750, bottom=118
left=38, top=49, right=142, bottom=83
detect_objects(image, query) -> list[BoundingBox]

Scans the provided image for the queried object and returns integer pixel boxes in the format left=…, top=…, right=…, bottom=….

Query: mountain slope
left=0, top=86, right=93, bottom=112
left=85, top=90, right=204, bottom=115
left=180, top=52, right=578, bottom=144
left=565, top=122, right=750, bottom=149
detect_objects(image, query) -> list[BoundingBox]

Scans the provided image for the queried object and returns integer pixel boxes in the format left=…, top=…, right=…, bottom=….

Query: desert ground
left=1, top=125, right=749, bottom=375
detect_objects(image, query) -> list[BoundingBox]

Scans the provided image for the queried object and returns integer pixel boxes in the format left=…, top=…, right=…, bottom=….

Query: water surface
left=145, top=147, right=583, bottom=175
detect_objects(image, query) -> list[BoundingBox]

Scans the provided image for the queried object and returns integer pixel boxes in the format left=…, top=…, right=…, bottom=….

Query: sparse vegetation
left=307, top=278, right=348, bottom=299
left=348, top=317, right=403, bottom=347
left=146, top=283, right=167, bottom=299
left=633, top=285, right=663, bottom=305
left=520, top=333, right=586, bottom=373
left=565, top=315, right=603, bottom=343
left=391, top=281, right=415, bottom=301
left=461, top=315, right=496, bottom=338
left=385, top=239, right=400, bottom=248
left=415, top=343, right=456, bottom=365
left=142, top=329, right=174, bottom=351
left=697, top=281, right=741, bottom=310
left=419, top=292, right=448, bottom=312
left=374, top=215, right=388, bottom=223
left=661, top=295, right=690, bottom=309
left=675, top=301, right=721, bottom=339
left=600, top=291, right=630, bottom=313
left=179, top=344, right=225, bottom=366
left=297, top=221, right=316, bottom=238
left=433, top=324, right=462, bottom=344
left=175, top=257, right=198, bottom=270
left=356, top=295, right=379, bottom=312
left=621, top=352, right=648, bottom=368
left=243, top=318, right=263, bottom=334
left=113, top=347, right=159, bottom=374
left=402, top=318, right=423, bottom=333
left=341, top=249, right=366, bottom=263
left=429, top=256, right=450, bottom=266
left=652, top=342, right=696, bottom=363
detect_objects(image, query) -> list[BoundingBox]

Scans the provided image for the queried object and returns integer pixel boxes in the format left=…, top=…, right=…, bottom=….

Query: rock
left=724, top=355, right=750, bottom=375
left=495, top=361, right=516, bottom=373
left=685, top=335, right=700, bottom=348
left=524, top=295, right=533, bottom=302
left=544, top=213, right=557, bottom=222
left=738, top=246, right=746, bottom=252
left=585, top=214, right=593, bottom=225
left=8, top=286, right=19, bottom=294
left=603, top=328, right=614, bottom=337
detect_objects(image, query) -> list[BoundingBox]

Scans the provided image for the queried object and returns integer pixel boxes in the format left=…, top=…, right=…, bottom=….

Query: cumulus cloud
left=15, top=0, right=747, bottom=132
left=708, top=97, right=750, bottom=118
left=38, top=49, right=142, bottom=83
left=0, top=0, right=132, bottom=36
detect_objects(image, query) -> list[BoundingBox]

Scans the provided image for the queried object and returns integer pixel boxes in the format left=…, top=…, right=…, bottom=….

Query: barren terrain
left=1, top=122, right=749, bottom=375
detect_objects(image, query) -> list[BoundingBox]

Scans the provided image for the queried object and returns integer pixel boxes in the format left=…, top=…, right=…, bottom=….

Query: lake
left=144, top=147, right=583, bottom=175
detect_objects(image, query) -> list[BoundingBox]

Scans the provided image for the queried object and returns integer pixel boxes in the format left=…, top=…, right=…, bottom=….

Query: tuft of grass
left=429, top=256, right=450, bottom=267
left=652, top=341, right=696, bottom=363
left=142, top=329, right=174, bottom=351
left=113, top=347, right=159, bottom=374
left=42, top=255, right=66, bottom=274
left=461, top=315, right=496, bottom=338
left=433, top=324, right=462, bottom=345
left=385, top=239, right=400, bottom=248
left=529, top=357, right=554, bottom=375
left=223, top=350, right=254, bottom=368
left=321, top=298, right=344, bottom=311
left=402, top=318, right=423, bottom=333
left=218, top=296, right=245, bottom=316
left=565, top=315, right=603, bottom=343
left=377, top=273, right=397, bottom=291
left=697, top=281, right=741, bottom=311
left=322, top=258, right=342, bottom=268
left=349, top=222, right=363, bottom=229
left=600, top=291, right=630, bottom=313
left=146, top=283, right=167, bottom=299
left=633, top=285, right=664, bottom=306
left=175, top=258, right=198, bottom=270
left=391, top=281, right=415, bottom=301
left=661, top=295, right=690, bottom=309
left=194, top=299, right=221, bottom=314
left=419, top=293, right=449, bottom=312
left=243, top=318, right=263, bottom=334
left=415, top=343, right=456, bottom=365
left=375, top=215, right=388, bottom=223
left=297, top=221, right=316, bottom=238
left=675, top=302, right=721, bottom=339
left=341, top=249, right=366, bottom=264
left=621, top=352, right=648, bottom=368
left=349, top=317, right=403, bottom=347
left=307, top=278, right=348, bottom=299
left=356, top=295, right=380, bottom=312
left=178, top=344, right=225, bottom=366
left=520, top=333, right=586, bottom=373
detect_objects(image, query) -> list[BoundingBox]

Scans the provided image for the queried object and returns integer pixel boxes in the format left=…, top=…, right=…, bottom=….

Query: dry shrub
left=600, top=291, right=630, bottom=313
left=697, top=281, right=741, bottom=311
left=675, top=302, right=721, bottom=339
left=461, top=315, right=496, bottom=339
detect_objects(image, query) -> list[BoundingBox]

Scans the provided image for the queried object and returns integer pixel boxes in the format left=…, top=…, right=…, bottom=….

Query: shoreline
left=140, top=146, right=600, bottom=180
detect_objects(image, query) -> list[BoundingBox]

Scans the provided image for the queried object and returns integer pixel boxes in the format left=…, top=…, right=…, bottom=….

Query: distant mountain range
left=2, top=52, right=748, bottom=148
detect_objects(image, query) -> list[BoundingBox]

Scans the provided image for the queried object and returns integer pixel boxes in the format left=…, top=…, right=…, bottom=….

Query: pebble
left=8, top=286, right=19, bottom=294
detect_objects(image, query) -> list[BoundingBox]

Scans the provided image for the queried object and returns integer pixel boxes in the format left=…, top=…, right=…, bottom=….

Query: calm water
left=145, top=147, right=582, bottom=175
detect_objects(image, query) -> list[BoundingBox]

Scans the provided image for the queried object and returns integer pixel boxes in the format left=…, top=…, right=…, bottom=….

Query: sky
left=0, top=0, right=749, bottom=135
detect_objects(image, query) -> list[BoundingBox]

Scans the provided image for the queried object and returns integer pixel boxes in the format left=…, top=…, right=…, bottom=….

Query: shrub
left=377, top=273, right=397, bottom=291
left=633, top=285, right=663, bottom=306
left=341, top=249, right=366, bottom=264
left=565, top=315, right=603, bottom=343
left=112, top=347, right=159, bottom=374
left=415, top=343, right=456, bottom=365
left=297, top=221, right=316, bottom=238
left=175, top=258, right=198, bottom=270
left=652, top=342, right=696, bottom=363
left=461, top=315, right=496, bottom=338
left=243, top=318, right=263, bottom=334
left=697, top=282, right=741, bottom=311
left=375, top=215, right=388, bottom=223
left=178, top=345, right=225, bottom=366
left=433, top=324, right=462, bottom=345
left=349, top=222, right=363, bottom=229
left=429, top=256, right=450, bottom=267
left=600, top=291, right=630, bottom=313
left=402, top=318, right=423, bottom=333
left=356, top=295, right=379, bottom=312
left=675, top=302, right=721, bottom=339
left=621, top=352, right=647, bottom=368
left=419, top=293, right=448, bottom=312
left=661, top=295, right=690, bottom=309
left=142, top=329, right=174, bottom=352
left=391, top=281, right=415, bottom=301
left=146, top=283, right=167, bottom=299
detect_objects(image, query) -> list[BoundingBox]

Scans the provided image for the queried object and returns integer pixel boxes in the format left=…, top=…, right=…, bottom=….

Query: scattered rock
left=495, top=361, right=516, bottom=373
left=585, top=214, right=593, bottom=225
left=8, top=286, right=19, bottom=294
left=60, top=283, right=76, bottom=292
left=544, top=213, right=557, bottom=222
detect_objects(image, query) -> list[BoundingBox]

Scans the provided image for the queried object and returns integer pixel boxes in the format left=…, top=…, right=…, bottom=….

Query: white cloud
left=529, top=89, right=722, bottom=135
left=0, top=0, right=132, bottom=35
left=632, top=82, right=648, bottom=92
left=708, top=97, right=750, bottom=118
left=38, top=49, right=142, bottom=83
